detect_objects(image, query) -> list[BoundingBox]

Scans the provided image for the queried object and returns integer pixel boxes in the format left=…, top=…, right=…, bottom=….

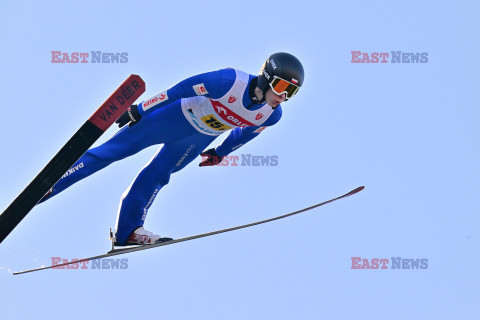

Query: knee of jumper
left=156, top=172, right=171, bottom=187
left=120, top=171, right=171, bottom=202
left=87, top=149, right=117, bottom=164
left=143, top=169, right=172, bottom=189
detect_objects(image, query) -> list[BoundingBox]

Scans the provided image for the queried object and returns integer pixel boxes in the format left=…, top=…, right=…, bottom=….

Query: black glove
left=116, top=104, right=142, bottom=128
left=199, top=148, right=224, bottom=167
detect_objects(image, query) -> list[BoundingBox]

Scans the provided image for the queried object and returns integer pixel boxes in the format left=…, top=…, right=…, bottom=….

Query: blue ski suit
left=40, top=68, right=282, bottom=244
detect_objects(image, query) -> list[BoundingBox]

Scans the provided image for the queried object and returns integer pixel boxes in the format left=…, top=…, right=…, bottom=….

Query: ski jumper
left=39, top=68, right=282, bottom=244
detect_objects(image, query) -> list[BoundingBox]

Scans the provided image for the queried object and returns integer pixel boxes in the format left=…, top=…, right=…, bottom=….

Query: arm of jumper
left=137, top=69, right=235, bottom=116
left=215, top=105, right=282, bottom=155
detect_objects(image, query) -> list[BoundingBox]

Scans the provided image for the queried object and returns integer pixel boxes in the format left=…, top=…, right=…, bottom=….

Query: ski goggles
left=269, top=76, right=300, bottom=99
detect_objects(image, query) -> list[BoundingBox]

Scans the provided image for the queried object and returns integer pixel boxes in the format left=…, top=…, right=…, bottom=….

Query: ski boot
left=110, top=227, right=172, bottom=249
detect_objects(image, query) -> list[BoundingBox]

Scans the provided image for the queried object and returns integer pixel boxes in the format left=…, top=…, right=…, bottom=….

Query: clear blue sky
left=1, top=0, right=479, bottom=318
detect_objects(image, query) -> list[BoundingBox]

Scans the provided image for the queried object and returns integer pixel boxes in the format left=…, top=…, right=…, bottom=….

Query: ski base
left=13, top=186, right=364, bottom=275
left=108, top=238, right=174, bottom=254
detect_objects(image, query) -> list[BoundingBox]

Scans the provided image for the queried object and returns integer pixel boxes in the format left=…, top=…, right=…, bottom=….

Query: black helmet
left=257, top=52, right=304, bottom=101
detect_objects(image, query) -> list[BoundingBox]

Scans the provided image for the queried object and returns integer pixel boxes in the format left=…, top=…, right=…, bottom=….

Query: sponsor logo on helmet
left=255, top=113, right=264, bottom=120
left=228, top=95, right=237, bottom=103
left=263, top=70, right=270, bottom=80
left=193, top=83, right=209, bottom=95
left=270, top=58, right=277, bottom=70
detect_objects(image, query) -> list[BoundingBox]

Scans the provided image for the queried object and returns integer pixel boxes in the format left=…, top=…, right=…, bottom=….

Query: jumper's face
left=265, top=88, right=286, bottom=108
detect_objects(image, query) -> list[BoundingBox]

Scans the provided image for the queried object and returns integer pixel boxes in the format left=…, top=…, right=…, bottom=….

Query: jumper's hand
left=116, top=104, right=142, bottom=128
left=199, top=148, right=224, bottom=167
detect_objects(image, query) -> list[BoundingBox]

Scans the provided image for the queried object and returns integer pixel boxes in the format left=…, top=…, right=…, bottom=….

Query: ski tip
left=346, top=186, right=365, bottom=197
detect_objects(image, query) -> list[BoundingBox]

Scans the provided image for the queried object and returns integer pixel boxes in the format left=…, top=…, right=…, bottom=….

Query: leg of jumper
left=115, top=133, right=217, bottom=244
left=37, top=101, right=188, bottom=204
left=37, top=126, right=152, bottom=204
left=38, top=100, right=197, bottom=204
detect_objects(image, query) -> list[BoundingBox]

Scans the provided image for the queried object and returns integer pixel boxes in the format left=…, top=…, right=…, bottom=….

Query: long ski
left=13, top=186, right=364, bottom=275
left=0, top=75, right=146, bottom=244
